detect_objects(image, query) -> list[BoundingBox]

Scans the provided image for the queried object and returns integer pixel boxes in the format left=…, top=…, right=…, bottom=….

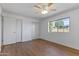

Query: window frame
left=48, top=17, right=70, bottom=32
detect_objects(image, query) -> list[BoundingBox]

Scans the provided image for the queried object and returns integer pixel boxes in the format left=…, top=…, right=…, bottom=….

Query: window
left=48, top=17, right=69, bottom=32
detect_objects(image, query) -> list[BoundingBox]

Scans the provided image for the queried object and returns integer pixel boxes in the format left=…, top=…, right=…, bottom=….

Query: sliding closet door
left=32, top=22, right=39, bottom=39
left=16, top=19, right=22, bottom=42
left=3, top=17, right=17, bottom=45
left=0, top=16, right=2, bottom=52
left=3, top=17, right=32, bottom=44
left=22, top=20, right=32, bottom=42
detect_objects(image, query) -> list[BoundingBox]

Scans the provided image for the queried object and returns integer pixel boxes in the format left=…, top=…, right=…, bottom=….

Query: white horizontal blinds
left=63, top=18, right=69, bottom=32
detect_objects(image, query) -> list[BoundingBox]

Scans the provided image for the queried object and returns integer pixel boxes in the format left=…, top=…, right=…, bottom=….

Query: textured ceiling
left=1, top=3, right=79, bottom=19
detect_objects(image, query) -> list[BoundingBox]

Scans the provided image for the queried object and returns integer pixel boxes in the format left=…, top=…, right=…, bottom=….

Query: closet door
left=32, top=23, right=36, bottom=39
left=32, top=22, right=39, bottom=39
left=0, top=6, right=2, bottom=52
left=3, top=17, right=17, bottom=45
left=16, top=19, right=22, bottom=42
left=22, top=20, right=32, bottom=42
left=0, top=16, right=2, bottom=52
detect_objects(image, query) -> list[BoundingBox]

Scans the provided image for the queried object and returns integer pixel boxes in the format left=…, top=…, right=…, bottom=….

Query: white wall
left=40, top=8, right=79, bottom=50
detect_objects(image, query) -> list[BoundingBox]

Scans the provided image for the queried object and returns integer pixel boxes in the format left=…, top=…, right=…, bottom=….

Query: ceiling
left=1, top=3, right=79, bottom=20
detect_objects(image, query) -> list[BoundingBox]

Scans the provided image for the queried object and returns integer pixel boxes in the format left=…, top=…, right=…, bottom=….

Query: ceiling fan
left=34, top=3, right=56, bottom=15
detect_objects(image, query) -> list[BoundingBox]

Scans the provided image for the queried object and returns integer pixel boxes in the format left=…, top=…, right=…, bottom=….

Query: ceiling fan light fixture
left=34, top=3, right=56, bottom=15
left=41, top=10, right=48, bottom=14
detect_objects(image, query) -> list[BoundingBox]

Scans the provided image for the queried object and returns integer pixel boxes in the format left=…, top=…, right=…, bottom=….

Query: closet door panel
left=3, top=17, right=17, bottom=45
left=22, top=20, right=32, bottom=42
left=16, top=19, right=22, bottom=42
left=0, top=6, right=2, bottom=52
left=32, top=22, right=39, bottom=39
left=0, top=16, right=2, bottom=52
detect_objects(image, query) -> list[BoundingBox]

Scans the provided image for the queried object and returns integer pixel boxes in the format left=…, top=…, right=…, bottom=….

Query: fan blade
left=34, top=5, right=41, bottom=9
left=33, top=6, right=42, bottom=12
left=48, top=4, right=56, bottom=11
left=48, top=3, right=53, bottom=7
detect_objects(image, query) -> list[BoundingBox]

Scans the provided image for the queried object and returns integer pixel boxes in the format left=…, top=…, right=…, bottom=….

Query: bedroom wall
left=40, top=8, right=79, bottom=50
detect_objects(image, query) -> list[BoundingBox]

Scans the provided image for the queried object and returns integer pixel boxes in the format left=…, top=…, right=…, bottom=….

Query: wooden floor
left=0, top=39, right=79, bottom=56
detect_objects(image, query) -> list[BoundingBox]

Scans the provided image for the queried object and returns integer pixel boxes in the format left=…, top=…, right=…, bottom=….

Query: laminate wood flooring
left=0, top=39, right=79, bottom=56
